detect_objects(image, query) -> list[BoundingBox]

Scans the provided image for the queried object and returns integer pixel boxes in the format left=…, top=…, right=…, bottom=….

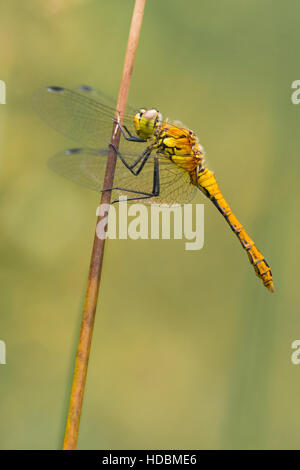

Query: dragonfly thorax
left=133, top=108, right=162, bottom=140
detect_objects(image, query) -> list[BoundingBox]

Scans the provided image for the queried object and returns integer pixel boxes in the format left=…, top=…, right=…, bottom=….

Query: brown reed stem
left=62, top=0, right=147, bottom=450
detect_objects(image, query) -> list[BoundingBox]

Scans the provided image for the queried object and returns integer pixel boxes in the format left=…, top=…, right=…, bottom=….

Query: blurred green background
left=1, top=0, right=300, bottom=450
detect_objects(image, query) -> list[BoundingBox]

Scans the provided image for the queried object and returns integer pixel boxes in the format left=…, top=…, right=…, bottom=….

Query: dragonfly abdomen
left=195, top=167, right=274, bottom=292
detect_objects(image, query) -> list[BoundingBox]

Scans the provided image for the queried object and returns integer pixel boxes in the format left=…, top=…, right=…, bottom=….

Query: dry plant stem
left=62, top=0, right=147, bottom=450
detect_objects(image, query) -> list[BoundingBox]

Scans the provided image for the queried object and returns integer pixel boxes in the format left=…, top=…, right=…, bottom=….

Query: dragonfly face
left=133, top=108, right=162, bottom=140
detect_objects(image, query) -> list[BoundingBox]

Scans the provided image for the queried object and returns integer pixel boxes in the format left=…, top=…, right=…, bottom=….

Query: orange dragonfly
left=33, top=85, right=273, bottom=292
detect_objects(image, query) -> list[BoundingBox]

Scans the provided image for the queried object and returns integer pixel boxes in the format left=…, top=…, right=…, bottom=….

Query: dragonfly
left=33, top=85, right=274, bottom=292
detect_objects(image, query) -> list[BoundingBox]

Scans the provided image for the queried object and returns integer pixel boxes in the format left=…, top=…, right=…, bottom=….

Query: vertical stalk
left=62, top=0, right=147, bottom=450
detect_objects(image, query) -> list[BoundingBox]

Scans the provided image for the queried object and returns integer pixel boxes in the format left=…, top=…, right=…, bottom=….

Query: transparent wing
left=33, top=85, right=192, bottom=150
left=75, top=84, right=140, bottom=117
left=115, top=151, right=198, bottom=205
left=33, top=86, right=139, bottom=149
left=48, top=148, right=197, bottom=205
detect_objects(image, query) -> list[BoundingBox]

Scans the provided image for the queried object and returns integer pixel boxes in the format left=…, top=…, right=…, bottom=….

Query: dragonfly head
left=134, top=108, right=162, bottom=140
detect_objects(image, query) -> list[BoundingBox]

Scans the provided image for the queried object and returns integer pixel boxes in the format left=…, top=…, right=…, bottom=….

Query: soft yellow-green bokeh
left=1, top=0, right=300, bottom=449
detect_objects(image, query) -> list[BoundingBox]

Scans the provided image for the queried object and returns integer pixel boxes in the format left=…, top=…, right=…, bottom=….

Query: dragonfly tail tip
left=266, top=281, right=274, bottom=293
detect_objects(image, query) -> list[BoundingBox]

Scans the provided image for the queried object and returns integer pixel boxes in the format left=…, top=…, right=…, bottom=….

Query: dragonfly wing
left=48, top=148, right=109, bottom=192
left=48, top=148, right=197, bottom=205
left=110, top=152, right=198, bottom=205
left=33, top=86, right=137, bottom=148
left=48, top=148, right=154, bottom=195
left=75, top=85, right=140, bottom=117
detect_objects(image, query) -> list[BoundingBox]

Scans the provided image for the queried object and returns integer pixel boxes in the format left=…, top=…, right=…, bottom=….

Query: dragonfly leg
left=109, top=143, right=151, bottom=175
left=113, top=119, right=146, bottom=143
left=102, top=158, right=160, bottom=204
